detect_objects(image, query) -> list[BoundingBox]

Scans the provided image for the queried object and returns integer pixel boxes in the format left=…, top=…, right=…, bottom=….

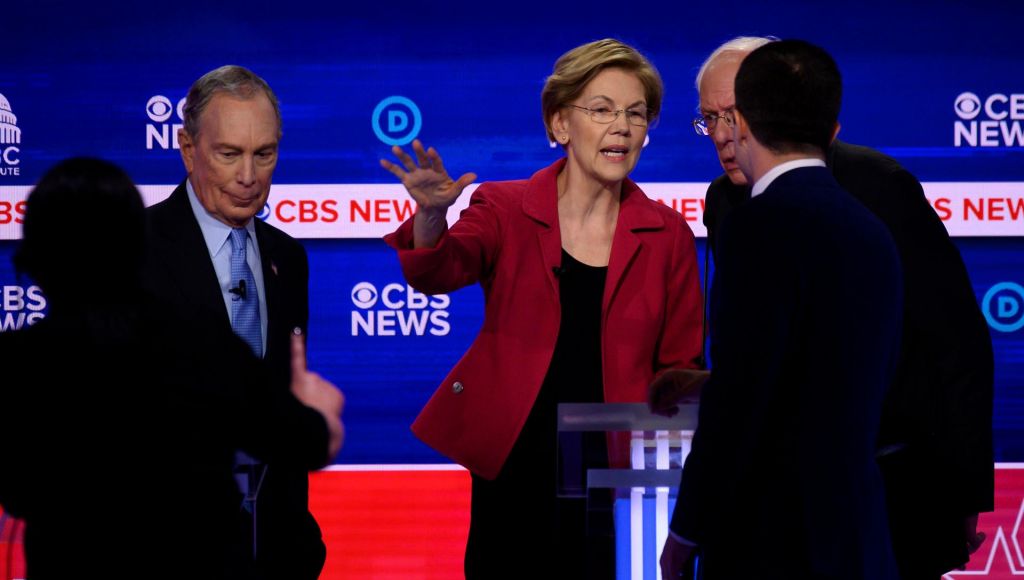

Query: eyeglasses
left=692, top=109, right=735, bottom=136
left=567, top=104, right=650, bottom=127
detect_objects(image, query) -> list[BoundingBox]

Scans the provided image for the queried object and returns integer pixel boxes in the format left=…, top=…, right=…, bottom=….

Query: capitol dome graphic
left=0, top=93, right=21, bottom=145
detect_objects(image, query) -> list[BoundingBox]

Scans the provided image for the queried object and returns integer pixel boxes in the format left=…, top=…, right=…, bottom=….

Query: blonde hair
left=541, top=39, right=663, bottom=142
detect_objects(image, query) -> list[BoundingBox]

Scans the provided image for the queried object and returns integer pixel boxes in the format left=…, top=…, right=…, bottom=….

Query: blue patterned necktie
left=229, top=227, right=264, bottom=527
left=229, top=227, right=262, bottom=358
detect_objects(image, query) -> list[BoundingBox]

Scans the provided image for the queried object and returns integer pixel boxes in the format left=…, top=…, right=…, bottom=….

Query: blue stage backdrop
left=1, top=0, right=1021, bottom=465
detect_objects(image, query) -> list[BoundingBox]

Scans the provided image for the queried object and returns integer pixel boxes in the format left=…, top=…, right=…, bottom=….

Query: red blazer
left=384, top=159, right=703, bottom=479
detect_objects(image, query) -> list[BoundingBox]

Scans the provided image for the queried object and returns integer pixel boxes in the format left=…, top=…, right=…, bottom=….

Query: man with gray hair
left=143, top=65, right=327, bottom=579
left=684, top=36, right=994, bottom=579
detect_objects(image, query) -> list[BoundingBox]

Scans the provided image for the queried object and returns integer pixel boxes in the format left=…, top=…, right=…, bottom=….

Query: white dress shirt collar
left=751, top=158, right=827, bottom=198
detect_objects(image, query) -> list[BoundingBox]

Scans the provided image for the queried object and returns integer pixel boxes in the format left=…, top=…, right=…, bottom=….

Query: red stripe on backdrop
left=6, top=467, right=1024, bottom=578
left=310, top=468, right=471, bottom=579
left=946, top=467, right=1024, bottom=579
left=0, top=511, right=25, bottom=580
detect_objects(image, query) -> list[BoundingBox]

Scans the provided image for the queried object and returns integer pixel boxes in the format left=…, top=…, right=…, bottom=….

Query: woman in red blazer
left=382, top=39, right=703, bottom=578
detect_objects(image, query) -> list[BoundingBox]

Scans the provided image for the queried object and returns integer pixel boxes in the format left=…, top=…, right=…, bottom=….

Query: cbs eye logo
left=146, top=96, right=173, bottom=123
left=146, top=94, right=186, bottom=150
left=351, top=282, right=379, bottom=309
left=349, top=281, right=450, bottom=337
left=146, top=95, right=185, bottom=123
left=954, top=92, right=982, bottom=121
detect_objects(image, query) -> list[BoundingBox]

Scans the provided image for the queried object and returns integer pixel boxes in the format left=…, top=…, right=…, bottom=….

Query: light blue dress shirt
left=185, top=180, right=269, bottom=355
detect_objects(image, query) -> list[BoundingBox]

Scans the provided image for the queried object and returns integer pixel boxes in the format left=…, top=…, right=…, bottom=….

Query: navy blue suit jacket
left=673, top=166, right=903, bottom=579
left=704, top=142, right=994, bottom=575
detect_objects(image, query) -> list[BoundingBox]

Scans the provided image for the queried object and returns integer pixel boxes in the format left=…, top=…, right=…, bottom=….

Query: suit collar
left=154, top=181, right=284, bottom=349
left=521, top=158, right=664, bottom=231
left=522, top=158, right=663, bottom=315
left=717, top=141, right=844, bottom=200
left=761, top=164, right=836, bottom=198
left=252, top=218, right=280, bottom=261
left=155, top=181, right=212, bottom=249
left=149, top=181, right=231, bottom=328
left=167, top=179, right=280, bottom=259
left=751, top=158, right=827, bottom=198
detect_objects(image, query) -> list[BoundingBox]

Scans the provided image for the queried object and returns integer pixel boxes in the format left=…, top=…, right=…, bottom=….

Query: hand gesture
left=380, top=139, right=477, bottom=213
left=648, top=369, right=710, bottom=417
left=660, top=534, right=697, bottom=579
left=961, top=513, right=986, bottom=569
left=289, top=328, right=345, bottom=462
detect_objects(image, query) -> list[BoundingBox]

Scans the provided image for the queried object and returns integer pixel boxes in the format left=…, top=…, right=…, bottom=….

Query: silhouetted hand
left=648, top=369, right=709, bottom=417
left=660, top=534, right=696, bottom=578
left=289, top=329, right=344, bottom=462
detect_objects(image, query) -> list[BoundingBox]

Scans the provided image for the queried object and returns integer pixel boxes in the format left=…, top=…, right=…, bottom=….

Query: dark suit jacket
left=673, top=166, right=903, bottom=579
left=142, top=182, right=323, bottom=579
left=703, top=141, right=995, bottom=575
left=0, top=295, right=329, bottom=579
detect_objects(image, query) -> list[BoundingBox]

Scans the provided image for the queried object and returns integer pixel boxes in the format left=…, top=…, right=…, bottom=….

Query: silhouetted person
left=662, top=41, right=902, bottom=579
left=694, top=36, right=993, bottom=579
left=0, top=157, right=342, bottom=579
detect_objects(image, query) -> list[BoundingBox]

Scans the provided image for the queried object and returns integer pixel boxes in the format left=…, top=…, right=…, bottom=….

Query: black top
left=549, top=249, right=608, bottom=404
left=465, top=249, right=610, bottom=578
left=507, top=249, right=607, bottom=480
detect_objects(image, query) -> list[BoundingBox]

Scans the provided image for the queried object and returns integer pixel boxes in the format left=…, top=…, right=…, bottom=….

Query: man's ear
left=830, top=122, right=841, bottom=144
left=178, top=128, right=195, bottom=174
left=733, top=109, right=750, bottom=146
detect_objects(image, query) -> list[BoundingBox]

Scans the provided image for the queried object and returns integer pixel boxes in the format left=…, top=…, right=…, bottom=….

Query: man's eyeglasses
left=692, top=109, right=735, bottom=136
left=567, top=104, right=650, bottom=127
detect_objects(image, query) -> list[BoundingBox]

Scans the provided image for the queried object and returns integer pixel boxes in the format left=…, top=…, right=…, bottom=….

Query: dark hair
left=734, top=39, right=841, bottom=154
left=14, top=157, right=146, bottom=305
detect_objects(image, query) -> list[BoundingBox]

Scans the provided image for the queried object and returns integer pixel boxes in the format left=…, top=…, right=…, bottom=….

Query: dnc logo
left=982, top=282, right=1024, bottom=333
left=372, top=96, right=422, bottom=146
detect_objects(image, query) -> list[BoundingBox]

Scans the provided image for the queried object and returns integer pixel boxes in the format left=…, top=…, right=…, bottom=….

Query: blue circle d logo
left=982, top=281, right=1024, bottom=333
left=372, top=96, right=422, bottom=146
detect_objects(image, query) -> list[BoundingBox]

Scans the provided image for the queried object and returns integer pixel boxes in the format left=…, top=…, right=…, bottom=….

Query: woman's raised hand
left=380, top=140, right=477, bottom=213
